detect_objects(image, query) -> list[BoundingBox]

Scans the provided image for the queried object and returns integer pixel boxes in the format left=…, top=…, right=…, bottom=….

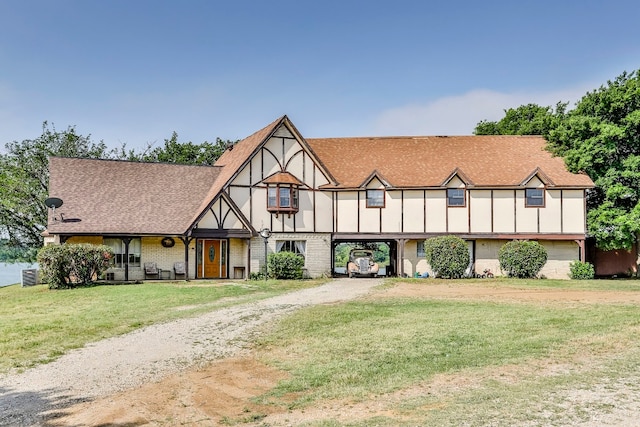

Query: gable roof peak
left=441, top=168, right=474, bottom=187
left=360, top=170, right=392, bottom=188
left=520, top=167, right=555, bottom=186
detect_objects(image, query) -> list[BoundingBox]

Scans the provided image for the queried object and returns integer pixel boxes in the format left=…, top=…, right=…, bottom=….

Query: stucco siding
left=493, top=190, right=515, bottom=232
left=539, top=189, right=562, bottom=233
left=470, top=190, right=492, bottom=233
left=315, top=192, right=333, bottom=232
left=382, top=191, right=403, bottom=232
left=336, top=192, right=358, bottom=232
left=403, top=190, right=425, bottom=232
left=562, top=190, right=586, bottom=233
left=425, top=190, right=446, bottom=232
left=447, top=205, right=468, bottom=233
left=516, top=191, right=538, bottom=233
left=359, top=194, right=380, bottom=232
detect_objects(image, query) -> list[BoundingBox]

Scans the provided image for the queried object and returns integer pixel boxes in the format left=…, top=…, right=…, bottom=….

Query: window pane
left=268, top=187, right=277, bottom=207
left=367, top=189, right=385, bottom=207
left=447, top=189, right=465, bottom=206
left=103, top=238, right=141, bottom=268
left=526, top=188, right=544, bottom=206
left=279, top=187, right=290, bottom=207
left=417, top=241, right=426, bottom=257
left=277, top=240, right=306, bottom=260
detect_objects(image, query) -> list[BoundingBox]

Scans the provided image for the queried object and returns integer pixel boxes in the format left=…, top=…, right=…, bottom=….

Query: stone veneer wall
left=250, top=233, right=332, bottom=278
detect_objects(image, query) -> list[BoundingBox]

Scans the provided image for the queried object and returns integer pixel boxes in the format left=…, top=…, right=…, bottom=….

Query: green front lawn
left=0, top=279, right=324, bottom=374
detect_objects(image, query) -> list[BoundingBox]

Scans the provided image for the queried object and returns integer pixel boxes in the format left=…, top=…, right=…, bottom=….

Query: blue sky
left=1, top=0, right=638, bottom=151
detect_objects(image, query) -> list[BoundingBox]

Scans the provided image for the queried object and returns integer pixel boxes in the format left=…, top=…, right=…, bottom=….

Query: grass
left=0, top=278, right=325, bottom=374
left=4, top=276, right=640, bottom=425
left=249, top=277, right=640, bottom=425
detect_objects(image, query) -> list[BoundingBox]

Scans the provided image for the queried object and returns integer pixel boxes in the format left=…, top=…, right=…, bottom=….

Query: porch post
left=180, top=236, right=193, bottom=281
left=245, top=238, right=251, bottom=278
left=575, top=239, right=586, bottom=262
left=398, top=238, right=406, bottom=277
left=121, top=237, right=132, bottom=282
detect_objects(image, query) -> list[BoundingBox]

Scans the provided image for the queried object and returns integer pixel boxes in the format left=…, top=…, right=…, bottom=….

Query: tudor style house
left=45, top=115, right=594, bottom=280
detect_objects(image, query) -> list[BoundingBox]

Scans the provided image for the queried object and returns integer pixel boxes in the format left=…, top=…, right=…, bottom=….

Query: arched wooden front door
left=196, top=239, right=227, bottom=278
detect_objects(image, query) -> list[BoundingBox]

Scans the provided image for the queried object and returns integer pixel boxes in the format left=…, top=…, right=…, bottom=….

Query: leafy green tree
left=0, top=123, right=111, bottom=248
left=546, top=71, right=640, bottom=250
left=1, top=123, right=235, bottom=252
left=131, top=132, right=236, bottom=165
left=0, top=239, right=38, bottom=262
left=474, top=103, right=567, bottom=136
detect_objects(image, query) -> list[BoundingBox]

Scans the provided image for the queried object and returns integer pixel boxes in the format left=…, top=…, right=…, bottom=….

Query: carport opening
left=332, top=241, right=395, bottom=277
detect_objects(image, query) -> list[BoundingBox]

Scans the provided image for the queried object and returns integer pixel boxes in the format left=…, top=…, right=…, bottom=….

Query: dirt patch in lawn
left=52, top=357, right=288, bottom=426
left=49, top=281, right=640, bottom=426
left=372, top=281, right=640, bottom=304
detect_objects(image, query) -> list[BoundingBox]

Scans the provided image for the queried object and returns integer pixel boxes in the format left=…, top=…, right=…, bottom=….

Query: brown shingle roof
left=47, top=157, right=222, bottom=235
left=305, top=135, right=594, bottom=188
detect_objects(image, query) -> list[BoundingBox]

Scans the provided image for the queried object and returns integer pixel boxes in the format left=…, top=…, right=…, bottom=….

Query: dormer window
left=447, top=188, right=466, bottom=207
left=525, top=188, right=545, bottom=207
left=366, top=189, right=385, bottom=208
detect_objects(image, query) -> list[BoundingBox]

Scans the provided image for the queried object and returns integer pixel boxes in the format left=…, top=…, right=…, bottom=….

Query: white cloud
left=372, top=85, right=593, bottom=136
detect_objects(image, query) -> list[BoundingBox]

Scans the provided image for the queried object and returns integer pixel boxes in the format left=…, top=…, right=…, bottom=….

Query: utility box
left=21, top=269, right=38, bottom=287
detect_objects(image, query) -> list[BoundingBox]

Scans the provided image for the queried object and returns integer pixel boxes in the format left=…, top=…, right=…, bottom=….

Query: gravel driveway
left=0, top=278, right=382, bottom=426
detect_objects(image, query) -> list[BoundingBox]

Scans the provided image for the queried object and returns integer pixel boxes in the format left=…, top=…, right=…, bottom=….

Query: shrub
left=268, top=251, right=305, bottom=279
left=498, top=240, right=548, bottom=278
left=38, top=244, right=114, bottom=289
left=569, top=260, right=595, bottom=280
left=424, top=235, right=470, bottom=279
left=249, top=271, right=265, bottom=280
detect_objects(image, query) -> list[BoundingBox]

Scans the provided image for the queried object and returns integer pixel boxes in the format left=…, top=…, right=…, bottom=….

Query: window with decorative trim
left=525, top=188, right=545, bottom=207
left=447, top=188, right=465, bottom=207
left=366, top=189, right=385, bottom=208
left=267, top=185, right=299, bottom=215
left=104, top=238, right=141, bottom=268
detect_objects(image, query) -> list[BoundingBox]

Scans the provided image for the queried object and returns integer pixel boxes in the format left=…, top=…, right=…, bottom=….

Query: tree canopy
left=474, top=103, right=567, bottom=136
left=474, top=70, right=640, bottom=250
left=546, top=71, right=640, bottom=250
left=0, top=123, right=111, bottom=248
left=0, top=124, right=236, bottom=255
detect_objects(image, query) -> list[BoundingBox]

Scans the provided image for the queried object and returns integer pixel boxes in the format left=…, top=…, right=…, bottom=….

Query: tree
left=474, top=103, right=567, bottom=136
left=1, top=124, right=236, bottom=253
left=132, top=133, right=236, bottom=165
left=0, top=123, right=111, bottom=248
left=546, top=71, right=640, bottom=250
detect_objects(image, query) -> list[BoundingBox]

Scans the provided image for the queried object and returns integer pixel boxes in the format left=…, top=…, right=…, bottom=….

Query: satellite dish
left=45, top=197, right=63, bottom=209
